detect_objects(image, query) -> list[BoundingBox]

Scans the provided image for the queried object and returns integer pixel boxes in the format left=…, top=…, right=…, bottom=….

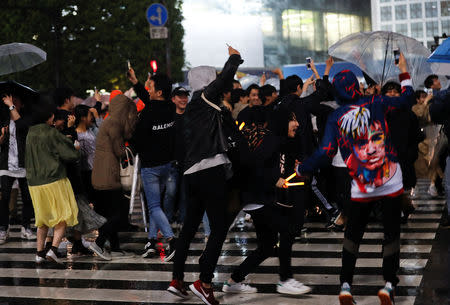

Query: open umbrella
left=0, top=80, right=39, bottom=103
left=329, top=31, right=439, bottom=88
left=428, top=38, right=450, bottom=75
left=0, top=42, right=46, bottom=76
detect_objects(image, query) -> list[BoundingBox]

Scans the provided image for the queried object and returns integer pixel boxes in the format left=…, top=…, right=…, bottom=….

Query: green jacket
left=26, top=124, right=80, bottom=186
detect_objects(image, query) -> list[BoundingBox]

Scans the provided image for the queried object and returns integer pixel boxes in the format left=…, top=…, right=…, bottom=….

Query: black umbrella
left=0, top=80, right=39, bottom=103
left=0, top=81, right=39, bottom=123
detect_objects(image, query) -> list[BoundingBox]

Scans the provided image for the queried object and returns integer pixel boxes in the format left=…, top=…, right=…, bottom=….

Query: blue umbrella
left=428, top=38, right=450, bottom=75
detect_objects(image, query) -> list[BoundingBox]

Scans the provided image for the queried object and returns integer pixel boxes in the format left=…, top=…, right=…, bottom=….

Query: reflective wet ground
left=0, top=179, right=447, bottom=305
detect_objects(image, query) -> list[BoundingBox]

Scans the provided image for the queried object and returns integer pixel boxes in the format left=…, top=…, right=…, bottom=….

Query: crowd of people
left=0, top=45, right=448, bottom=305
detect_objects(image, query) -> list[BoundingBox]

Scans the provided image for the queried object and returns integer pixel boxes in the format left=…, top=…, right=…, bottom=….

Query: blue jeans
left=141, top=163, right=178, bottom=240
left=445, top=156, right=450, bottom=216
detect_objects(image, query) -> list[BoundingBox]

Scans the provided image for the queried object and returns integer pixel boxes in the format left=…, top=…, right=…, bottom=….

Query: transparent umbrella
left=0, top=42, right=46, bottom=76
left=328, top=31, right=441, bottom=88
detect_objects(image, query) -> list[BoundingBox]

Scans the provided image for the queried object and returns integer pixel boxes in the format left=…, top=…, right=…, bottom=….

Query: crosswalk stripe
left=0, top=193, right=442, bottom=304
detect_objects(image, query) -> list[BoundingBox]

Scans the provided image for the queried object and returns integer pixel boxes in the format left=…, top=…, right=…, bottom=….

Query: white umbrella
left=0, top=42, right=47, bottom=76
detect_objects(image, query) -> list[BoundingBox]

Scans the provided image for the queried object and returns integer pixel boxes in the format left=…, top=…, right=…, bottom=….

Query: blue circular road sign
left=146, top=4, right=168, bottom=27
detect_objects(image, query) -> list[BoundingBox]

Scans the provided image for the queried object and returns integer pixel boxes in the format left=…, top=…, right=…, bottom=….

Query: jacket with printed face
left=182, top=54, right=243, bottom=172
left=91, top=94, right=137, bottom=190
left=130, top=81, right=176, bottom=168
left=298, top=72, right=415, bottom=201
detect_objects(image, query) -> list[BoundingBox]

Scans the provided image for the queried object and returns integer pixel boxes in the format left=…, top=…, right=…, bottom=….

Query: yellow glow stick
left=285, top=182, right=305, bottom=187
left=239, top=122, right=245, bottom=130
left=285, top=173, right=296, bottom=182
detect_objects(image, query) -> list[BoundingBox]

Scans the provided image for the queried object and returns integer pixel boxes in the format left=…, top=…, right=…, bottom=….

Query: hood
left=108, top=94, right=138, bottom=139
left=332, top=70, right=363, bottom=105
left=188, top=66, right=217, bottom=92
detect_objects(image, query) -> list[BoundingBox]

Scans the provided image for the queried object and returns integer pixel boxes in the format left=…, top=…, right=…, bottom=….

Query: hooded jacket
left=183, top=54, right=243, bottom=172
left=298, top=70, right=415, bottom=202
left=91, top=95, right=137, bottom=190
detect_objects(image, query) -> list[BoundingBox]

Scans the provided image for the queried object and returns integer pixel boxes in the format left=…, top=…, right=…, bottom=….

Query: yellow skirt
left=28, top=178, right=79, bottom=228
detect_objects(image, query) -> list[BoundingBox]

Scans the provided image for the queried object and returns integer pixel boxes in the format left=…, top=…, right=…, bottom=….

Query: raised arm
left=203, top=45, right=244, bottom=106
left=381, top=53, right=415, bottom=111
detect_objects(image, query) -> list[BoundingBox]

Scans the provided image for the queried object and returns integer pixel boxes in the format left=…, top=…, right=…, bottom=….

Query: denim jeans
left=141, top=163, right=178, bottom=240
left=445, top=156, right=450, bottom=216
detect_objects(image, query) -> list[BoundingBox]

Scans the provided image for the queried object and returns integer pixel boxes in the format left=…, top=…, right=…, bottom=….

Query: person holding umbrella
left=0, top=94, right=35, bottom=245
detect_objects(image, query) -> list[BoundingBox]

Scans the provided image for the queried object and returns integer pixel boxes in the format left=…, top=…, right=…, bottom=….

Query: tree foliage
left=0, top=0, right=185, bottom=96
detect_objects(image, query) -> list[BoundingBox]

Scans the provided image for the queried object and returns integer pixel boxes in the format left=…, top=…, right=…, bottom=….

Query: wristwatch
left=8, top=105, right=15, bottom=111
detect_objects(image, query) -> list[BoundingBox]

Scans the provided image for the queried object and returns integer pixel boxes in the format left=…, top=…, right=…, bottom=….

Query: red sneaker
left=189, top=279, right=219, bottom=305
left=167, top=279, right=189, bottom=299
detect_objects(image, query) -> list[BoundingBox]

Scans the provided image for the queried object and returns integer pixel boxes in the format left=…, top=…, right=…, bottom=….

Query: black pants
left=341, top=196, right=401, bottom=286
left=0, top=176, right=34, bottom=229
left=333, top=167, right=352, bottom=217
left=173, top=165, right=233, bottom=284
left=93, top=189, right=128, bottom=250
left=231, top=205, right=296, bottom=282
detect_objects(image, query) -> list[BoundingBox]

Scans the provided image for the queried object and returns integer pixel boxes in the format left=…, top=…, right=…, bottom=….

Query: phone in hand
left=393, top=49, right=400, bottom=65
left=306, top=57, right=312, bottom=70
left=127, top=60, right=131, bottom=70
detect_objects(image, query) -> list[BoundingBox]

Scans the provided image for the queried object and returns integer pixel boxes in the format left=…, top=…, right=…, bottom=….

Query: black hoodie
left=238, top=107, right=292, bottom=206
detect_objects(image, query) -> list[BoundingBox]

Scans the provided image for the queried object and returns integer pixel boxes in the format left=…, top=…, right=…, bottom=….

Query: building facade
left=183, top=0, right=371, bottom=68
left=371, top=0, right=450, bottom=49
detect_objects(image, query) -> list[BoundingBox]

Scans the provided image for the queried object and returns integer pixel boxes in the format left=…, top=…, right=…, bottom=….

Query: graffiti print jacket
left=297, top=72, right=415, bottom=201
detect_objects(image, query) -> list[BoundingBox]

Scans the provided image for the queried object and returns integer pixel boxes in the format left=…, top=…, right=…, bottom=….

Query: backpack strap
left=201, top=92, right=221, bottom=111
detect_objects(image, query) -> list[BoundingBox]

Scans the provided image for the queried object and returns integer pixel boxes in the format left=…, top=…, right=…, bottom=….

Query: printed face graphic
left=353, top=122, right=385, bottom=170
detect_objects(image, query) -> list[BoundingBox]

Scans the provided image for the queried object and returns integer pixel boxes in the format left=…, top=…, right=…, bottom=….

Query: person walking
left=127, top=70, right=178, bottom=261
left=296, top=53, right=414, bottom=305
left=25, top=102, right=80, bottom=264
left=222, top=106, right=311, bottom=296
left=89, top=94, right=138, bottom=260
left=167, top=45, right=243, bottom=305
left=0, top=94, right=35, bottom=244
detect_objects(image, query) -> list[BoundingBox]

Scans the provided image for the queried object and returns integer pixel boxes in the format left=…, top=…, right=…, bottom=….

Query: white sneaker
left=222, top=281, right=257, bottom=294
left=277, top=278, right=311, bottom=295
left=46, top=249, right=64, bottom=264
left=428, top=184, right=438, bottom=197
left=21, top=227, right=37, bottom=240
left=0, top=229, right=9, bottom=245
left=89, top=242, right=112, bottom=261
left=35, top=254, right=46, bottom=264
left=110, top=250, right=135, bottom=259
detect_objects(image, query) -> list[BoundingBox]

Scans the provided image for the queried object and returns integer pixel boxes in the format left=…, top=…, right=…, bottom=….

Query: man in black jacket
left=0, top=94, right=35, bottom=245
left=429, top=88, right=450, bottom=226
left=128, top=71, right=178, bottom=261
left=167, top=45, right=243, bottom=305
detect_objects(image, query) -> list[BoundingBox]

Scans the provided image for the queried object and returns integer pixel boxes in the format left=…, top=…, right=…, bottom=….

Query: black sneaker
left=442, top=218, right=450, bottom=228
left=72, top=241, right=93, bottom=255
left=141, top=239, right=157, bottom=258
left=164, top=238, right=177, bottom=262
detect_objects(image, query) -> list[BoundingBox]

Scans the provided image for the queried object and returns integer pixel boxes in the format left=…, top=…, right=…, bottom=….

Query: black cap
left=171, top=86, right=190, bottom=97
